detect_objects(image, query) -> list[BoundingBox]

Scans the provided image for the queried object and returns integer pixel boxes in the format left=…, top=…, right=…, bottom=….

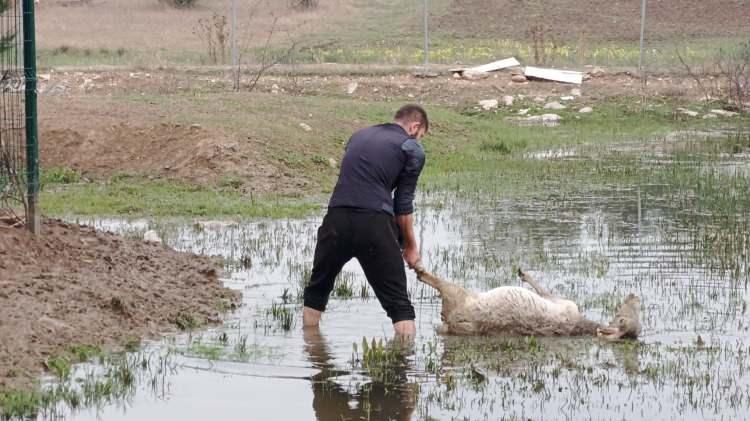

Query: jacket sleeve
left=393, top=139, right=426, bottom=215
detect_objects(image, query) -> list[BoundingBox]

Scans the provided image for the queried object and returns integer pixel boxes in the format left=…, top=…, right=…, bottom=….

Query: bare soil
left=437, top=0, right=750, bottom=42
left=0, top=217, right=240, bottom=391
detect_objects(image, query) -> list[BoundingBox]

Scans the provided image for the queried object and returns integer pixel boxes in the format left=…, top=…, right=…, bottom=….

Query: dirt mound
left=0, top=217, right=240, bottom=391
left=41, top=123, right=299, bottom=194
left=437, top=0, right=750, bottom=42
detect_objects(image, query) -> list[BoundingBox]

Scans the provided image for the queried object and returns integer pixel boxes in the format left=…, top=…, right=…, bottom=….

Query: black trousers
left=303, top=208, right=415, bottom=323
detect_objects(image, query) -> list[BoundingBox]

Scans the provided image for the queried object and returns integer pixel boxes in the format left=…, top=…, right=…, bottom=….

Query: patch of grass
left=186, top=343, right=222, bottom=360
left=69, top=344, right=103, bottom=363
left=44, top=356, right=71, bottom=380
left=41, top=177, right=321, bottom=218
left=41, top=167, right=81, bottom=185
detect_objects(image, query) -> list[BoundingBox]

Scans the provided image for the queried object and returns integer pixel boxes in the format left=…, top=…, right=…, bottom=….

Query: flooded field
left=31, top=132, right=750, bottom=421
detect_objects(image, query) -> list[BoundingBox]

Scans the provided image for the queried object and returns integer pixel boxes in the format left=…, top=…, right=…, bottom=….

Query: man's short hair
left=394, top=104, right=429, bottom=133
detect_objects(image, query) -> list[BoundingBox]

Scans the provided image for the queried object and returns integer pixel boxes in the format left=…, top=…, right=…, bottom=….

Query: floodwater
left=47, top=136, right=750, bottom=421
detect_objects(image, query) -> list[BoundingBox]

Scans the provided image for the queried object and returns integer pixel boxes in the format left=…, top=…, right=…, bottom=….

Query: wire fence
left=1, top=0, right=37, bottom=231
left=0, top=0, right=27, bottom=220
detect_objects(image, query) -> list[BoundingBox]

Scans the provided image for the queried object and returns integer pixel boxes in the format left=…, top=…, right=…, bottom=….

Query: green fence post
left=22, top=0, right=39, bottom=234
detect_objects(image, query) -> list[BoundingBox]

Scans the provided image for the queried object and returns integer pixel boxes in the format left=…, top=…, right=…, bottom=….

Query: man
left=302, top=104, right=429, bottom=337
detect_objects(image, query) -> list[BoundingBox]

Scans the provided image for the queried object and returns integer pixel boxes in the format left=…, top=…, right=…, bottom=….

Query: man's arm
left=393, top=139, right=426, bottom=268
left=396, top=213, right=420, bottom=268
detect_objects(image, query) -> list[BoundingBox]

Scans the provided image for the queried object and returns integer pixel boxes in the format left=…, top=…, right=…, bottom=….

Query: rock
left=38, top=73, right=51, bottom=81
left=702, top=113, right=718, bottom=119
left=677, top=108, right=699, bottom=117
left=544, top=101, right=566, bottom=110
left=327, top=158, right=337, bottom=169
left=579, top=107, right=594, bottom=113
left=710, top=109, right=738, bottom=117
left=560, top=96, right=575, bottom=101
left=299, top=123, right=313, bottom=132
left=271, top=83, right=280, bottom=94
left=502, top=95, right=514, bottom=106
left=511, top=74, right=528, bottom=83
left=452, top=73, right=462, bottom=79
left=143, top=230, right=162, bottom=243
left=463, top=70, right=490, bottom=80
left=189, top=123, right=202, bottom=130
left=478, top=99, right=499, bottom=110
left=570, top=88, right=582, bottom=97
left=346, top=82, right=358, bottom=95
left=518, top=108, right=530, bottom=115
left=534, top=96, right=546, bottom=103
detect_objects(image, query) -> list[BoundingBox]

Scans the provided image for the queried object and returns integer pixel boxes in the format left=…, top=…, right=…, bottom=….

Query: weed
left=174, top=311, right=202, bottom=331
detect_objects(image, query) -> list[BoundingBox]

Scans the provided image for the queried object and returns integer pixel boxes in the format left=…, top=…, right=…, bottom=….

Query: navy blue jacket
left=328, top=123, right=426, bottom=215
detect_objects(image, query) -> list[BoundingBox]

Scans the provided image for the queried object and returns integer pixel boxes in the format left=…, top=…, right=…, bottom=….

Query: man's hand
left=402, top=245, right=421, bottom=269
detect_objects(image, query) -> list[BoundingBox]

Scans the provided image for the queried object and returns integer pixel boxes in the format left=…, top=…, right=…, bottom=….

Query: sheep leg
left=517, top=269, right=553, bottom=299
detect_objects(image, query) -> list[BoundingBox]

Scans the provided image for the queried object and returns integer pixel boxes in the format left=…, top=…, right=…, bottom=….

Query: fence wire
left=0, top=0, right=26, bottom=218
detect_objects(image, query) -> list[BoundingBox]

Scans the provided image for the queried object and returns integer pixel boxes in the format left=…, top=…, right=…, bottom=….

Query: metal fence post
left=423, top=0, right=429, bottom=67
left=638, top=0, right=647, bottom=72
left=231, top=0, right=239, bottom=91
left=22, top=0, right=40, bottom=234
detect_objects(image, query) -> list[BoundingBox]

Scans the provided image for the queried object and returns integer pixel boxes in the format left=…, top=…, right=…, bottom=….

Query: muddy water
left=55, top=145, right=750, bottom=420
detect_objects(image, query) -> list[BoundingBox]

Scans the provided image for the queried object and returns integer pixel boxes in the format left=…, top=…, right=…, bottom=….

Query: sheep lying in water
left=415, top=266, right=641, bottom=339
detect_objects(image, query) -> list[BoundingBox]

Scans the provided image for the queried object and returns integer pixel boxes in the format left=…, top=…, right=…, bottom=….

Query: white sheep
left=415, top=266, right=641, bottom=339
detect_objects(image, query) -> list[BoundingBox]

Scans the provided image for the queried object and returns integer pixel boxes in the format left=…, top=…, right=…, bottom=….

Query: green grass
left=41, top=176, right=322, bottom=218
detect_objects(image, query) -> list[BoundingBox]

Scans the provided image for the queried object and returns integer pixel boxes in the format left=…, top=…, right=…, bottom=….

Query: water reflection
left=303, top=326, right=416, bottom=421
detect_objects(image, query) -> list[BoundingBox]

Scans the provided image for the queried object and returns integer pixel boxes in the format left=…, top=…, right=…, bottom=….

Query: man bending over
left=302, top=104, right=429, bottom=337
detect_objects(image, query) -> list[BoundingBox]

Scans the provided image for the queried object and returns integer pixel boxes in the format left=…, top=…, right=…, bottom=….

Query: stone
left=710, top=109, right=738, bottom=117
left=271, top=83, right=280, bottom=94
left=463, top=70, right=491, bottom=80
left=346, top=82, right=358, bottom=95
left=517, top=108, right=530, bottom=115
left=579, top=107, right=594, bottom=113
left=479, top=99, right=499, bottom=110
left=677, top=108, right=699, bottom=117
left=702, top=113, right=718, bottom=119
left=299, top=123, right=313, bottom=132
left=570, top=88, right=582, bottom=97
left=502, top=95, right=514, bottom=106
left=511, top=74, right=528, bottom=83
left=544, top=101, right=566, bottom=110
left=560, top=96, right=575, bottom=101
left=327, top=158, right=337, bottom=169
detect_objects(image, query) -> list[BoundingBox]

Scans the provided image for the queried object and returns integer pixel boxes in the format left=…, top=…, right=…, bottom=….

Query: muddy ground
left=0, top=216, right=240, bottom=391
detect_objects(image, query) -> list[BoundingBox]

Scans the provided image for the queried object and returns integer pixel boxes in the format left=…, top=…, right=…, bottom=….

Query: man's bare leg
left=303, top=306, right=322, bottom=327
left=393, top=320, right=416, bottom=339
left=517, top=269, right=553, bottom=299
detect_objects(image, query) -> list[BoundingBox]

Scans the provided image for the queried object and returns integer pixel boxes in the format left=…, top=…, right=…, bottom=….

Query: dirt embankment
left=41, top=123, right=299, bottom=195
left=0, top=217, right=240, bottom=391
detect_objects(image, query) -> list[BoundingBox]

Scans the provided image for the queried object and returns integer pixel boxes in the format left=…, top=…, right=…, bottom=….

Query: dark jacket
left=328, top=123, right=425, bottom=215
